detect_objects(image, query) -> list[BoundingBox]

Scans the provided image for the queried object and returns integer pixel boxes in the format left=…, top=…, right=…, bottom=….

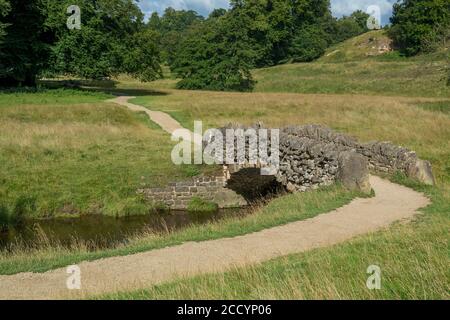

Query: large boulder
left=408, top=159, right=436, bottom=186
left=337, top=151, right=372, bottom=194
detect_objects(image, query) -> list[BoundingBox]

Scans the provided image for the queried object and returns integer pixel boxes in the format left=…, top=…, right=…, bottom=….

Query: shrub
left=105, top=196, right=151, bottom=217
left=389, top=0, right=450, bottom=56
left=289, top=26, right=329, bottom=62
left=0, top=203, right=10, bottom=231
left=12, top=195, right=36, bottom=225
left=187, top=197, right=218, bottom=214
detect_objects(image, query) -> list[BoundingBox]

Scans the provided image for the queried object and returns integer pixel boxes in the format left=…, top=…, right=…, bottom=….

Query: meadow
left=0, top=89, right=203, bottom=220
left=102, top=37, right=449, bottom=299
left=0, top=31, right=449, bottom=299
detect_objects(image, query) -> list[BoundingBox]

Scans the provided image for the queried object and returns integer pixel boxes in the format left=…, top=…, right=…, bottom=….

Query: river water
left=0, top=209, right=244, bottom=251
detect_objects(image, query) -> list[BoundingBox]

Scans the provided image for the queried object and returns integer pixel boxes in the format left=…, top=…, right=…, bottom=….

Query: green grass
left=95, top=49, right=450, bottom=299
left=187, top=197, right=218, bottom=213
left=0, top=184, right=360, bottom=275
left=114, top=32, right=449, bottom=99
left=250, top=31, right=449, bottom=98
left=253, top=59, right=449, bottom=97
left=0, top=90, right=205, bottom=218
left=319, top=30, right=399, bottom=63
left=101, top=175, right=449, bottom=300
left=1, top=40, right=449, bottom=299
left=0, top=88, right=112, bottom=106
left=414, top=101, right=450, bottom=115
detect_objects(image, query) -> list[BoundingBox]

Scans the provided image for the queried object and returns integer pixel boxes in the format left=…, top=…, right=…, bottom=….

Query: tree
left=47, top=0, right=161, bottom=81
left=0, top=0, right=51, bottom=86
left=148, top=12, right=161, bottom=30
left=171, top=0, right=337, bottom=91
left=172, top=14, right=256, bottom=91
left=389, top=0, right=450, bottom=56
left=289, top=25, right=328, bottom=62
left=225, top=0, right=333, bottom=67
left=333, top=13, right=370, bottom=43
left=121, top=29, right=162, bottom=82
left=350, top=10, right=371, bottom=31
left=0, top=0, right=9, bottom=42
left=147, top=8, right=204, bottom=66
left=209, top=8, right=227, bottom=19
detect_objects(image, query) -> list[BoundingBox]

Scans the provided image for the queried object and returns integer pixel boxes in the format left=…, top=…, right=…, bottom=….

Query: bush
left=289, top=26, right=329, bottom=62
left=105, top=196, right=151, bottom=217
left=0, top=203, right=10, bottom=231
left=332, top=12, right=370, bottom=44
left=12, top=195, right=36, bottom=225
left=389, top=0, right=450, bottom=56
left=187, top=197, right=218, bottom=214
left=0, top=195, right=35, bottom=230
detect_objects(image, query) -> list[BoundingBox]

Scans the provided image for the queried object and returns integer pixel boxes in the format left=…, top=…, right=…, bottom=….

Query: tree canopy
left=0, top=0, right=376, bottom=90
left=0, top=0, right=9, bottom=42
left=0, top=0, right=51, bottom=86
left=46, top=0, right=161, bottom=81
left=161, top=0, right=371, bottom=91
left=0, top=0, right=161, bottom=86
left=389, top=0, right=450, bottom=56
left=171, top=12, right=256, bottom=91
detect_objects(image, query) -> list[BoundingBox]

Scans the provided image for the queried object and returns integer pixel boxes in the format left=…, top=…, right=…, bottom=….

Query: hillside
left=320, top=30, right=393, bottom=63
left=253, top=31, right=450, bottom=98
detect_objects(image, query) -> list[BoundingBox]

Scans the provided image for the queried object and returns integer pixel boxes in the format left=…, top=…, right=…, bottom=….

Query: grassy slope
left=0, top=184, right=358, bottom=275
left=319, top=30, right=394, bottom=63
left=0, top=89, right=201, bottom=218
left=253, top=56, right=449, bottom=97
left=253, top=31, right=449, bottom=98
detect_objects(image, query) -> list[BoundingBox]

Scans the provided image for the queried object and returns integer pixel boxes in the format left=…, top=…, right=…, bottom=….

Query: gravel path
left=0, top=176, right=429, bottom=299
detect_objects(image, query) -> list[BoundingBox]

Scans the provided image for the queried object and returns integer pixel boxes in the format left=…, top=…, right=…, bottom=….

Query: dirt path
left=110, top=96, right=203, bottom=143
left=110, top=96, right=184, bottom=134
left=0, top=176, right=429, bottom=299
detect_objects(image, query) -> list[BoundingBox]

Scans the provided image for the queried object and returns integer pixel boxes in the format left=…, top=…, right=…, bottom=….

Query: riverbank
left=0, top=184, right=360, bottom=275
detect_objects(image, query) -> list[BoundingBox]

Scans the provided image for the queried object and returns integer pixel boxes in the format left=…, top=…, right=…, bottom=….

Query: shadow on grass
left=410, top=100, right=450, bottom=115
left=36, top=79, right=169, bottom=97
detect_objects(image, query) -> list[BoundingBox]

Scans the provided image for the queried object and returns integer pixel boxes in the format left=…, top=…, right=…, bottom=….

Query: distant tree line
left=0, top=0, right=447, bottom=90
left=148, top=1, right=371, bottom=91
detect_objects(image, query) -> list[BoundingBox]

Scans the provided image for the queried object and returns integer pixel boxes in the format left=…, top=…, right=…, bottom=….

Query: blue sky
left=138, top=0, right=397, bottom=25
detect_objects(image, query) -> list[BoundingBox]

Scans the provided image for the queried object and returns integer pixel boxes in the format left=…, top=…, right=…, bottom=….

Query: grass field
left=254, top=30, right=449, bottom=97
left=100, top=36, right=449, bottom=299
left=0, top=30, right=449, bottom=299
left=0, top=89, right=203, bottom=219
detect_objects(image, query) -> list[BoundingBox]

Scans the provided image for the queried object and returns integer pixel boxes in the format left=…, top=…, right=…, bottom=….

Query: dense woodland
left=0, top=0, right=448, bottom=90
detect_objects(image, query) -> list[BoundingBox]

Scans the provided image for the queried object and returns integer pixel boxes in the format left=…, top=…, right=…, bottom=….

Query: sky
left=138, top=0, right=398, bottom=25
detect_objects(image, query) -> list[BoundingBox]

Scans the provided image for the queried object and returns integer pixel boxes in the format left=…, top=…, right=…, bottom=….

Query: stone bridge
left=140, top=124, right=435, bottom=210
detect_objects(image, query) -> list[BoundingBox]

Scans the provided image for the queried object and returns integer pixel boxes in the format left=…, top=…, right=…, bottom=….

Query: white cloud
left=330, top=0, right=396, bottom=25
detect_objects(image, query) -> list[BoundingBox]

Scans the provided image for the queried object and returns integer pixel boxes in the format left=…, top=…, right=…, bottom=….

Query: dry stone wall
left=280, top=125, right=435, bottom=186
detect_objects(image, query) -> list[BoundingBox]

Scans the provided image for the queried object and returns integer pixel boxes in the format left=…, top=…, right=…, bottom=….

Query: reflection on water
left=0, top=209, right=243, bottom=251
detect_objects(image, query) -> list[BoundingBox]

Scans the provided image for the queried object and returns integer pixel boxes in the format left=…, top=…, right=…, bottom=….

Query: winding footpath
left=0, top=97, right=431, bottom=299
left=110, top=96, right=185, bottom=134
